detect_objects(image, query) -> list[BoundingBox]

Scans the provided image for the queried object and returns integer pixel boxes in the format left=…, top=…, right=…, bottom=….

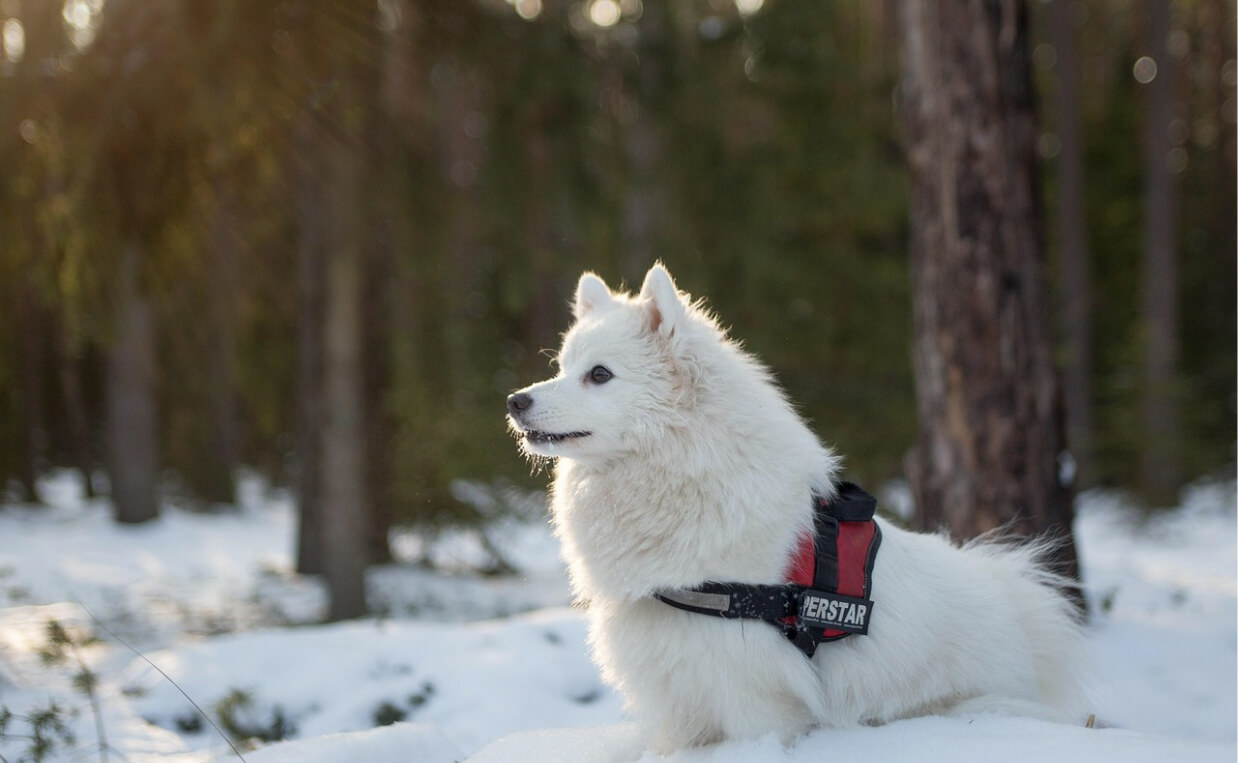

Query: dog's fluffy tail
left=963, top=534, right=1093, bottom=723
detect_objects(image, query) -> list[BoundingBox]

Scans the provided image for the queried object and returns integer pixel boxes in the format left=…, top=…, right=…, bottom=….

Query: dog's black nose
left=507, top=392, right=533, bottom=416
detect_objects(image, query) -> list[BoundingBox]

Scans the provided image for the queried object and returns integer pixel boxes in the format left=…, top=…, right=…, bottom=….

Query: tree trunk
left=365, top=0, right=426, bottom=564
left=294, top=110, right=327, bottom=576
left=897, top=0, right=1082, bottom=592
left=201, top=185, right=242, bottom=505
left=321, top=134, right=370, bottom=621
left=439, top=59, right=485, bottom=398
left=57, top=340, right=96, bottom=499
left=620, top=0, right=672, bottom=279
left=106, top=244, right=160, bottom=524
left=1139, top=0, right=1180, bottom=505
left=361, top=259, right=395, bottom=567
left=16, top=280, right=45, bottom=504
left=1049, top=0, right=1094, bottom=487
left=522, top=123, right=557, bottom=363
left=363, top=276, right=394, bottom=566
left=313, top=2, right=374, bottom=620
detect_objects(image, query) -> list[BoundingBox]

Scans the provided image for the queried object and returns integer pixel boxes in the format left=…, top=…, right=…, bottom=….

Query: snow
left=471, top=717, right=1230, bottom=763
left=1, top=470, right=1234, bottom=762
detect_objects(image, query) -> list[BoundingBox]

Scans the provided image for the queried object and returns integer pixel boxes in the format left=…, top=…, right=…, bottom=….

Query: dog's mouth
left=522, top=429, right=591, bottom=445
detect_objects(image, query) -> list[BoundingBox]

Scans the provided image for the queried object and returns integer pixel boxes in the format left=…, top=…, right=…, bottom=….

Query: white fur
left=508, top=264, right=1088, bottom=752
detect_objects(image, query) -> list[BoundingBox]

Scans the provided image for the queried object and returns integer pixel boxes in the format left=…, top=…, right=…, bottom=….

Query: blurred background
left=0, top=0, right=1233, bottom=535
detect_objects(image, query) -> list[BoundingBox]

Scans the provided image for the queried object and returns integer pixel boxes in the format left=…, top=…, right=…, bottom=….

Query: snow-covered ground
left=0, top=471, right=1234, bottom=762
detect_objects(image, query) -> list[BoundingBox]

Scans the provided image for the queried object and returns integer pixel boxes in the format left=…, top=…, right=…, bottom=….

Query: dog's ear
left=639, top=263, right=687, bottom=337
left=574, top=272, right=614, bottom=320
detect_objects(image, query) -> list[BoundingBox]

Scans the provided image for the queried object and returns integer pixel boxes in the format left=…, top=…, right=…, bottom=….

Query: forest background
left=0, top=0, right=1234, bottom=562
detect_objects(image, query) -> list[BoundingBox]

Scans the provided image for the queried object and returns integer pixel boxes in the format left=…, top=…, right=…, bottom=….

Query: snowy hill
left=0, top=473, right=1233, bottom=762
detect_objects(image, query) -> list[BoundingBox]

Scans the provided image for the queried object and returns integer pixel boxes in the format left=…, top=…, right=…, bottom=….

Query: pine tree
left=897, top=0, right=1082, bottom=592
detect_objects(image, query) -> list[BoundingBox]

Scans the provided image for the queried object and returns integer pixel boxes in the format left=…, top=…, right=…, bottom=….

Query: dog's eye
left=588, top=365, right=613, bottom=384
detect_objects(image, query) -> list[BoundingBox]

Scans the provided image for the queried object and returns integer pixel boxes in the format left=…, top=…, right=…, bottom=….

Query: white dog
left=507, top=264, right=1087, bottom=752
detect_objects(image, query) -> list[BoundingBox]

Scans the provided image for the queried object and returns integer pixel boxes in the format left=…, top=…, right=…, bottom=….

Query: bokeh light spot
left=588, top=0, right=621, bottom=28
left=1133, top=56, right=1157, bottom=84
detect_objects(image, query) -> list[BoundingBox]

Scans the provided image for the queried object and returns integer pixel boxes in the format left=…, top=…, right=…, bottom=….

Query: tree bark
left=620, top=0, right=672, bottom=279
left=56, top=339, right=95, bottom=499
left=106, top=244, right=160, bottom=524
left=16, top=280, right=46, bottom=504
left=1139, top=0, right=1180, bottom=504
left=201, top=185, right=242, bottom=505
left=313, top=1, right=374, bottom=621
left=364, top=0, right=428, bottom=563
left=363, top=273, right=394, bottom=566
left=897, top=0, right=1081, bottom=591
left=321, top=132, right=370, bottom=620
left=294, top=108, right=327, bottom=576
left=1049, top=0, right=1094, bottom=487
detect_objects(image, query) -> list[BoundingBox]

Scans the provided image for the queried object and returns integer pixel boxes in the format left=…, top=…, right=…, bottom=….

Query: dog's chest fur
left=550, top=456, right=815, bottom=603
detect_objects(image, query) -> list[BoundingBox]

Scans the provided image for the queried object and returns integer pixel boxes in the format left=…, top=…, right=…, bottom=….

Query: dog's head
left=506, top=263, right=702, bottom=464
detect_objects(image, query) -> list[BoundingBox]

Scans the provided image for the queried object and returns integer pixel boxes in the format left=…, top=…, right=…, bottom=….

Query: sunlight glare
left=514, top=0, right=542, bottom=21
left=619, top=0, right=642, bottom=22
left=2, top=17, right=22, bottom=63
left=377, top=0, right=401, bottom=33
left=64, top=0, right=89, bottom=28
left=735, top=0, right=764, bottom=16
left=62, top=0, right=103, bottom=51
left=588, top=0, right=621, bottom=28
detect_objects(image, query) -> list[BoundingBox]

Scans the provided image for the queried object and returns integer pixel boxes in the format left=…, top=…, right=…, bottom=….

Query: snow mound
left=255, top=715, right=1234, bottom=763
left=246, top=722, right=461, bottom=763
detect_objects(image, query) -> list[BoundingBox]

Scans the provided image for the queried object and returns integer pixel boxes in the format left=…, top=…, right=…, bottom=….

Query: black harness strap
left=814, top=513, right=840, bottom=591
left=654, top=583, right=799, bottom=626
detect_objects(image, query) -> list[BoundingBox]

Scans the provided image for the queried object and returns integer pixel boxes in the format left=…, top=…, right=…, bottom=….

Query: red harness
left=655, top=481, right=882, bottom=657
